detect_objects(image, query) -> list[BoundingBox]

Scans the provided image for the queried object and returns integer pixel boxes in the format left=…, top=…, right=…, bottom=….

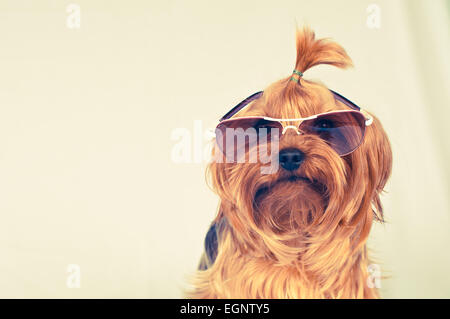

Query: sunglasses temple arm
left=220, top=91, right=264, bottom=121
left=362, top=109, right=373, bottom=126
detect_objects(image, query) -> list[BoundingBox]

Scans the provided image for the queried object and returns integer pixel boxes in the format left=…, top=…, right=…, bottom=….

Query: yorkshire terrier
left=189, top=27, right=392, bottom=298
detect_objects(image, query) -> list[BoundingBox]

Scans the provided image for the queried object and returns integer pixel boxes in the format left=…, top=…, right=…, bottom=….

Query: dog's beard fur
left=231, top=136, right=342, bottom=262
left=188, top=27, right=392, bottom=299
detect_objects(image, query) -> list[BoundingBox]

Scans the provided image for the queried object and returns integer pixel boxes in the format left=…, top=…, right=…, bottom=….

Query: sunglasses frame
left=215, top=89, right=373, bottom=156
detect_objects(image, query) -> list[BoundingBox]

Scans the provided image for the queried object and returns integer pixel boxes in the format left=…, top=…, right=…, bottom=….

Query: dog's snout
left=279, top=148, right=305, bottom=171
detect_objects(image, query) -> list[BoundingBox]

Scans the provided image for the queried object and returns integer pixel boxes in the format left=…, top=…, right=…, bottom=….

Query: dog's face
left=208, top=28, right=392, bottom=267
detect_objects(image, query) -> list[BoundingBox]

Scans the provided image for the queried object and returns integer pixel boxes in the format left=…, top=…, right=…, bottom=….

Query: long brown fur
left=188, top=27, right=392, bottom=299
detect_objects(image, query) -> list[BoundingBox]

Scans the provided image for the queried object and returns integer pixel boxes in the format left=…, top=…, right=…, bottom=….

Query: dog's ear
left=341, top=113, right=391, bottom=252
left=206, top=160, right=246, bottom=234
left=358, top=113, right=393, bottom=223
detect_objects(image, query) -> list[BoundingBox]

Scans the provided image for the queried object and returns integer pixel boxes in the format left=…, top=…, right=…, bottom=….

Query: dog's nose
left=279, top=148, right=305, bottom=171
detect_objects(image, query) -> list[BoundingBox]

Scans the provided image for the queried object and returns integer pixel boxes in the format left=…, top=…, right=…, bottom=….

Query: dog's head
left=208, top=27, right=392, bottom=267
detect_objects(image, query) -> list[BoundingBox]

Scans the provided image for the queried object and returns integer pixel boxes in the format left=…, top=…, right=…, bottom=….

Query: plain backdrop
left=0, top=0, right=449, bottom=298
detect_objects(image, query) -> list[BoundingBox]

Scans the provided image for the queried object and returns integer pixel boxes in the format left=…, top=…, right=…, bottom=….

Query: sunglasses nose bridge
left=281, top=125, right=302, bottom=135
left=280, top=119, right=305, bottom=135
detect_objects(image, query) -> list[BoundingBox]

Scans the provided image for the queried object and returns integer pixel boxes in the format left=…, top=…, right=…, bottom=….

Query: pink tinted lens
left=215, top=117, right=282, bottom=159
left=299, top=111, right=366, bottom=155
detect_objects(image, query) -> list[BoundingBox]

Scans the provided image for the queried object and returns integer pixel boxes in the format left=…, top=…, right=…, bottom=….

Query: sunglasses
left=215, top=90, right=373, bottom=157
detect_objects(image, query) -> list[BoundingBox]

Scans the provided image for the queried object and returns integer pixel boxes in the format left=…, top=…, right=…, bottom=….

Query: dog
left=188, top=27, right=392, bottom=298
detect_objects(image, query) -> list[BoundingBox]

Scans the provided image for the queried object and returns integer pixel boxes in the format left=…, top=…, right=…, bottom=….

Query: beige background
left=0, top=0, right=449, bottom=298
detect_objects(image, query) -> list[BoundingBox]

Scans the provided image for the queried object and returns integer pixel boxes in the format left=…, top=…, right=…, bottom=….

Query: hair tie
left=290, top=69, right=303, bottom=83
